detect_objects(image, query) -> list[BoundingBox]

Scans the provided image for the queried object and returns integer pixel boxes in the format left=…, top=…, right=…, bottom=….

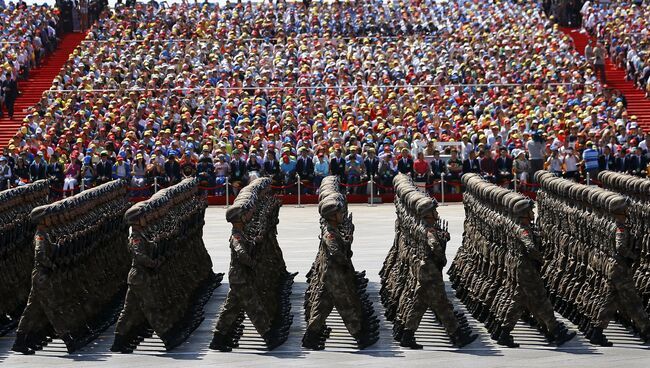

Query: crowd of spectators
left=0, top=2, right=60, bottom=118
left=582, top=0, right=650, bottom=97
left=0, top=0, right=648, bottom=196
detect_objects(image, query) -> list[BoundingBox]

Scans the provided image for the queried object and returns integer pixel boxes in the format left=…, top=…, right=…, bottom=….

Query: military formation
left=380, top=173, right=477, bottom=349
left=111, top=178, right=223, bottom=353
left=536, top=170, right=650, bottom=346
left=0, top=180, right=49, bottom=336
left=12, top=180, right=131, bottom=355
left=598, top=171, right=650, bottom=315
left=449, top=173, right=576, bottom=348
left=302, top=176, right=379, bottom=350
left=210, top=177, right=296, bottom=352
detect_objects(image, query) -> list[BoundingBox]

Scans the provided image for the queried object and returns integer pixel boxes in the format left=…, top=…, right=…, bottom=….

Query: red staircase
left=561, top=27, right=650, bottom=131
left=0, top=32, right=87, bottom=147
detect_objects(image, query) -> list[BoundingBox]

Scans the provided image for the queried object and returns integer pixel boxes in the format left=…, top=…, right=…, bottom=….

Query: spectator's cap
left=83, top=156, right=91, bottom=165
left=169, top=150, right=177, bottom=156
left=117, top=156, right=124, bottom=161
left=0, top=156, right=6, bottom=162
left=299, top=146, right=306, bottom=152
left=136, top=153, right=143, bottom=160
left=233, top=149, right=241, bottom=155
left=202, top=145, right=209, bottom=151
left=37, top=151, right=44, bottom=157
left=586, top=140, right=593, bottom=146
left=368, top=148, right=376, bottom=153
left=101, top=150, right=108, bottom=156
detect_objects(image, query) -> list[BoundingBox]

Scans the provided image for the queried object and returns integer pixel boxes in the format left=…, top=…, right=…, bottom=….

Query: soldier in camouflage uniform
left=210, top=177, right=296, bottom=352
left=302, top=176, right=379, bottom=350
left=12, top=180, right=131, bottom=354
left=381, top=173, right=477, bottom=349
left=0, top=180, right=48, bottom=336
left=449, top=173, right=575, bottom=348
left=112, top=178, right=222, bottom=353
left=536, top=170, right=650, bottom=346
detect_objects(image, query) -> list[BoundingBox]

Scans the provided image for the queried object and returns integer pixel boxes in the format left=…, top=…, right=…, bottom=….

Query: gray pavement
left=2, top=203, right=650, bottom=367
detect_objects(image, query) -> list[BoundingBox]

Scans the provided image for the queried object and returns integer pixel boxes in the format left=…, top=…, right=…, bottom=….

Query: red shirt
left=414, top=159, right=429, bottom=175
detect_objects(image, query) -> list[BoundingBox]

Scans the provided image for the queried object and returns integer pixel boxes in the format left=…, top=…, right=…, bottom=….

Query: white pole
left=81, top=179, right=85, bottom=192
left=154, top=177, right=159, bottom=193
left=6, top=179, right=10, bottom=190
left=296, top=174, right=303, bottom=208
left=586, top=172, right=591, bottom=186
left=369, top=175, right=376, bottom=207
left=440, top=176, right=446, bottom=206
left=225, top=177, right=230, bottom=208
left=514, top=176, right=518, bottom=192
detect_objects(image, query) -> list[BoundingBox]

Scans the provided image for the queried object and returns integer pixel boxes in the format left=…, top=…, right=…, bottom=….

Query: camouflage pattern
left=302, top=175, right=379, bottom=350
left=111, top=178, right=223, bottom=353
left=0, top=180, right=49, bottom=336
left=12, top=180, right=131, bottom=355
left=380, top=173, right=477, bottom=349
left=210, top=177, right=296, bottom=352
left=536, top=170, right=650, bottom=346
left=449, top=173, right=575, bottom=348
left=598, top=171, right=650, bottom=325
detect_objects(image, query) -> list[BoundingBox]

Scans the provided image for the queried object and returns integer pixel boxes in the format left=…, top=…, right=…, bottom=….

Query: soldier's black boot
left=356, top=332, right=379, bottom=350
left=588, top=327, right=612, bottom=347
left=400, top=330, right=423, bottom=349
left=263, top=330, right=284, bottom=351
left=450, top=329, right=478, bottom=348
left=496, top=330, right=519, bottom=348
left=110, top=334, right=134, bottom=353
left=550, top=325, right=576, bottom=346
left=302, top=330, right=325, bottom=350
left=209, top=332, right=233, bottom=352
left=12, top=333, right=35, bottom=355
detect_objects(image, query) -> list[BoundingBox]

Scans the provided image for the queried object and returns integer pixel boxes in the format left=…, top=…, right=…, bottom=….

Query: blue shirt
left=314, top=158, right=329, bottom=176
left=582, top=148, right=599, bottom=170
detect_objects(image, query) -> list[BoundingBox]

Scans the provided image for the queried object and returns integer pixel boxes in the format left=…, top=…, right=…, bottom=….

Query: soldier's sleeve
left=231, top=234, right=254, bottom=267
left=520, top=228, right=543, bottom=262
left=323, top=230, right=343, bottom=258
left=34, top=232, right=53, bottom=269
left=131, top=235, right=160, bottom=268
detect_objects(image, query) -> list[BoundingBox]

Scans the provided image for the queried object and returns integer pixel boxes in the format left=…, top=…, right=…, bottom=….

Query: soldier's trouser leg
left=403, top=290, right=428, bottom=332
left=326, top=264, right=364, bottom=336
left=594, top=289, right=616, bottom=329
left=518, top=268, right=558, bottom=332
left=215, top=284, right=272, bottom=336
left=502, top=292, right=524, bottom=333
left=305, top=291, right=334, bottom=335
left=213, top=289, right=243, bottom=336
left=15, top=291, right=48, bottom=336
left=428, top=271, right=460, bottom=334
left=612, top=266, right=650, bottom=331
left=114, top=288, right=146, bottom=336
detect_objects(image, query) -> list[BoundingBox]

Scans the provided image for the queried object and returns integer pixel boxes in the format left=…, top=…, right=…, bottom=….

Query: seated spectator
left=197, top=156, right=216, bottom=191
left=478, top=150, right=496, bottom=183
left=397, top=148, right=414, bottom=177
left=164, top=152, right=181, bottom=186
left=47, top=152, right=64, bottom=189
left=429, top=150, right=447, bottom=192
left=0, top=156, right=11, bottom=190
left=329, top=147, right=346, bottom=183
left=296, top=147, right=315, bottom=194
left=229, top=149, right=247, bottom=194
left=13, top=156, right=29, bottom=186
left=364, top=148, right=379, bottom=195
left=563, top=148, right=580, bottom=181
left=263, top=150, right=282, bottom=185
left=413, top=151, right=430, bottom=184
left=345, top=157, right=364, bottom=195
left=280, top=153, right=297, bottom=194
left=377, top=152, right=397, bottom=193
left=446, top=149, right=463, bottom=193
left=131, top=153, right=147, bottom=188
left=462, top=150, right=481, bottom=177
left=313, top=151, right=329, bottom=190
left=495, top=147, right=514, bottom=186
left=95, top=151, right=113, bottom=185
left=81, top=156, right=95, bottom=188
left=29, top=152, right=47, bottom=182
left=513, top=149, right=531, bottom=191
left=214, top=154, right=230, bottom=195
left=112, top=156, right=130, bottom=181
left=547, top=149, right=563, bottom=176
left=625, top=146, right=648, bottom=177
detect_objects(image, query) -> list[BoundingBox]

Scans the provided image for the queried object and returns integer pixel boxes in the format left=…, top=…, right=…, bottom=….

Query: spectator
left=513, top=149, right=531, bottom=190
left=229, top=149, right=247, bottom=194
left=0, top=156, right=11, bottom=190
left=131, top=153, right=147, bottom=188
left=28, top=152, right=47, bottom=182
left=296, top=147, right=315, bottom=194
left=63, top=156, right=81, bottom=195
left=446, top=149, right=463, bottom=192
left=164, top=152, right=181, bottom=185
left=81, top=155, right=95, bottom=188
left=280, top=153, right=297, bottom=193
left=13, top=156, right=29, bottom=186
left=478, top=150, right=496, bottom=183
left=95, top=151, right=113, bottom=185
left=625, top=147, right=648, bottom=177
left=196, top=156, right=215, bottom=189
left=548, top=149, right=563, bottom=176
left=330, top=147, right=346, bottom=183
left=462, top=150, right=481, bottom=176
left=563, top=147, right=580, bottom=181
left=47, top=152, right=64, bottom=188
left=599, top=145, right=616, bottom=172
left=377, top=152, right=396, bottom=193
left=430, top=150, right=446, bottom=192
left=413, top=151, right=430, bottom=186
left=313, top=151, right=329, bottom=190
left=397, top=148, right=414, bottom=177
left=263, top=150, right=282, bottom=185
left=582, top=141, right=600, bottom=180
left=112, top=156, right=130, bottom=181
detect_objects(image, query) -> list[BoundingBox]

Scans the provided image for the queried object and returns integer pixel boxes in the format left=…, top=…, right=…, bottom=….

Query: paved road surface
left=2, top=203, right=650, bottom=367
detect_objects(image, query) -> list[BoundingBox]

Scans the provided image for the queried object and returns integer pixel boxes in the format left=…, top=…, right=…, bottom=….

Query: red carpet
left=0, top=32, right=87, bottom=148
left=561, top=27, right=650, bottom=132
